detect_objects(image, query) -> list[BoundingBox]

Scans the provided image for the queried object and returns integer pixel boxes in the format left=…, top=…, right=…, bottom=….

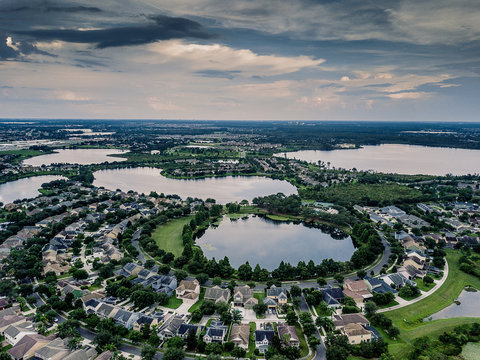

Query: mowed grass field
left=152, top=215, right=194, bottom=257
left=383, top=250, right=480, bottom=358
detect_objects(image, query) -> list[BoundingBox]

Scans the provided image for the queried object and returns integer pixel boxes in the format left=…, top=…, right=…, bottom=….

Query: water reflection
left=195, top=215, right=354, bottom=270
left=277, top=144, right=480, bottom=175
left=0, top=175, right=66, bottom=204
left=93, top=167, right=297, bottom=203
left=23, top=148, right=127, bottom=166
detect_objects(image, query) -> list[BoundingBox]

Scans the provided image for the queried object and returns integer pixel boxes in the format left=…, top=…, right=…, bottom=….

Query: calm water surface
left=23, top=148, right=127, bottom=166
left=196, top=215, right=354, bottom=269
left=277, top=144, right=480, bottom=175
left=426, top=289, right=480, bottom=321
left=0, top=175, right=66, bottom=204
left=93, top=167, right=297, bottom=203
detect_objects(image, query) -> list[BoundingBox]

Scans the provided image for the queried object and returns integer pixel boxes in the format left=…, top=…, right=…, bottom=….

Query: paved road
left=132, top=228, right=145, bottom=264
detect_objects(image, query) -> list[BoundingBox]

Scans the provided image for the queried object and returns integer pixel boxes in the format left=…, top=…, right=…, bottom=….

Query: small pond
left=195, top=215, right=355, bottom=270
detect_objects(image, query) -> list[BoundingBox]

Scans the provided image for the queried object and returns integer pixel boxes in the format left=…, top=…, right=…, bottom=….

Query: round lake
left=23, top=148, right=128, bottom=166
left=276, top=144, right=480, bottom=176
left=0, top=175, right=66, bottom=204
left=195, top=215, right=355, bottom=270
left=93, top=167, right=297, bottom=203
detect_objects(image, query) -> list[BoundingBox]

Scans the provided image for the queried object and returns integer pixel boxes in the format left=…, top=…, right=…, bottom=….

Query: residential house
left=364, top=277, right=396, bottom=294
left=7, top=334, right=56, bottom=360
left=333, top=313, right=370, bottom=330
left=380, top=273, right=415, bottom=289
left=0, top=315, right=26, bottom=334
left=158, top=315, right=185, bottom=340
left=204, top=286, right=231, bottom=304
left=341, top=323, right=372, bottom=345
left=342, top=279, right=372, bottom=306
left=255, top=330, right=275, bottom=354
left=96, top=303, right=119, bottom=319
left=203, top=321, right=228, bottom=344
left=233, top=285, right=258, bottom=308
left=320, top=287, right=344, bottom=309
left=230, top=323, right=250, bottom=349
left=265, top=285, right=288, bottom=308
left=132, top=313, right=164, bottom=332
left=34, top=338, right=70, bottom=360
left=277, top=323, right=300, bottom=347
left=113, top=310, right=140, bottom=330
left=4, top=321, right=36, bottom=345
left=176, top=279, right=200, bottom=301
left=177, top=324, right=202, bottom=339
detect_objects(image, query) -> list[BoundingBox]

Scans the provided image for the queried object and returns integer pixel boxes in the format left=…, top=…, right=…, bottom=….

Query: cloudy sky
left=1, top=0, right=479, bottom=120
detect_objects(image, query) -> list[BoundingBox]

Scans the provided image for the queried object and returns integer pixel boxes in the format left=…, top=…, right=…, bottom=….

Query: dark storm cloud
left=0, top=31, right=54, bottom=60
left=2, top=4, right=102, bottom=13
left=14, top=15, right=215, bottom=48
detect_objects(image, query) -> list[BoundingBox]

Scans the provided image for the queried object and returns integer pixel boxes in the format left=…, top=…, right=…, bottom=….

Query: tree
left=186, top=329, right=197, bottom=350
left=308, top=335, right=321, bottom=350
left=316, top=277, right=327, bottom=286
left=128, top=330, right=143, bottom=344
left=316, top=317, right=334, bottom=333
left=165, top=337, right=184, bottom=348
left=364, top=301, right=378, bottom=317
left=252, top=303, right=268, bottom=316
left=163, top=347, right=184, bottom=360
left=333, top=274, right=344, bottom=284
left=357, top=270, right=367, bottom=279
left=289, top=285, right=301, bottom=298
left=231, top=346, right=247, bottom=358
left=141, top=345, right=157, bottom=360
left=73, top=269, right=89, bottom=280
left=286, top=311, right=298, bottom=326
left=205, top=342, right=223, bottom=355
left=231, top=309, right=243, bottom=323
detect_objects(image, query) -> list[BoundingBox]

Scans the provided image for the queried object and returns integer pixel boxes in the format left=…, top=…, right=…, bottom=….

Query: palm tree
left=231, top=309, right=243, bottom=324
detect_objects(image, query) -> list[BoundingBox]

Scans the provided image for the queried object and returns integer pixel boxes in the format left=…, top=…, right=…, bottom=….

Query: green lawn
left=0, top=149, right=46, bottom=164
left=383, top=250, right=480, bottom=359
left=188, top=287, right=206, bottom=313
left=377, top=299, right=399, bottom=309
left=253, top=291, right=266, bottom=302
left=246, top=322, right=256, bottom=357
left=266, top=214, right=294, bottom=221
left=295, top=323, right=310, bottom=357
left=414, top=278, right=435, bottom=292
left=152, top=216, right=193, bottom=257
left=462, top=342, right=480, bottom=360
left=164, top=296, right=183, bottom=309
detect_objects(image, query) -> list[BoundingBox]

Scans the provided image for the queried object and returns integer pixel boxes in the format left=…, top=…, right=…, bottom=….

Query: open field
left=383, top=250, right=480, bottom=358
left=462, top=342, right=480, bottom=360
left=152, top=216, right=194, bottom=257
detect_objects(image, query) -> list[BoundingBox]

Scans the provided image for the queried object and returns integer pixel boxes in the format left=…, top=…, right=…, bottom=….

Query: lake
left=0, top=175, right=66, bottom=204
left=196, top=215, right=354, bottom=270
left=277, top=144, right=480, bottom=175
left=426, top=289, right=480, bottom=321
left=23, top=148, right=128, bottom=166
left=93, top=167, right=297, bottom=203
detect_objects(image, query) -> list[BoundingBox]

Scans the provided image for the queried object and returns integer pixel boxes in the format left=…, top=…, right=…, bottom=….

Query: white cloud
left=54, top=91, right=91, bottom=102
left=148, top=97, right=182, bottom=111
left=146, top=40, right=325, bottom=76
left=387, top=92, right=430, bottom=99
